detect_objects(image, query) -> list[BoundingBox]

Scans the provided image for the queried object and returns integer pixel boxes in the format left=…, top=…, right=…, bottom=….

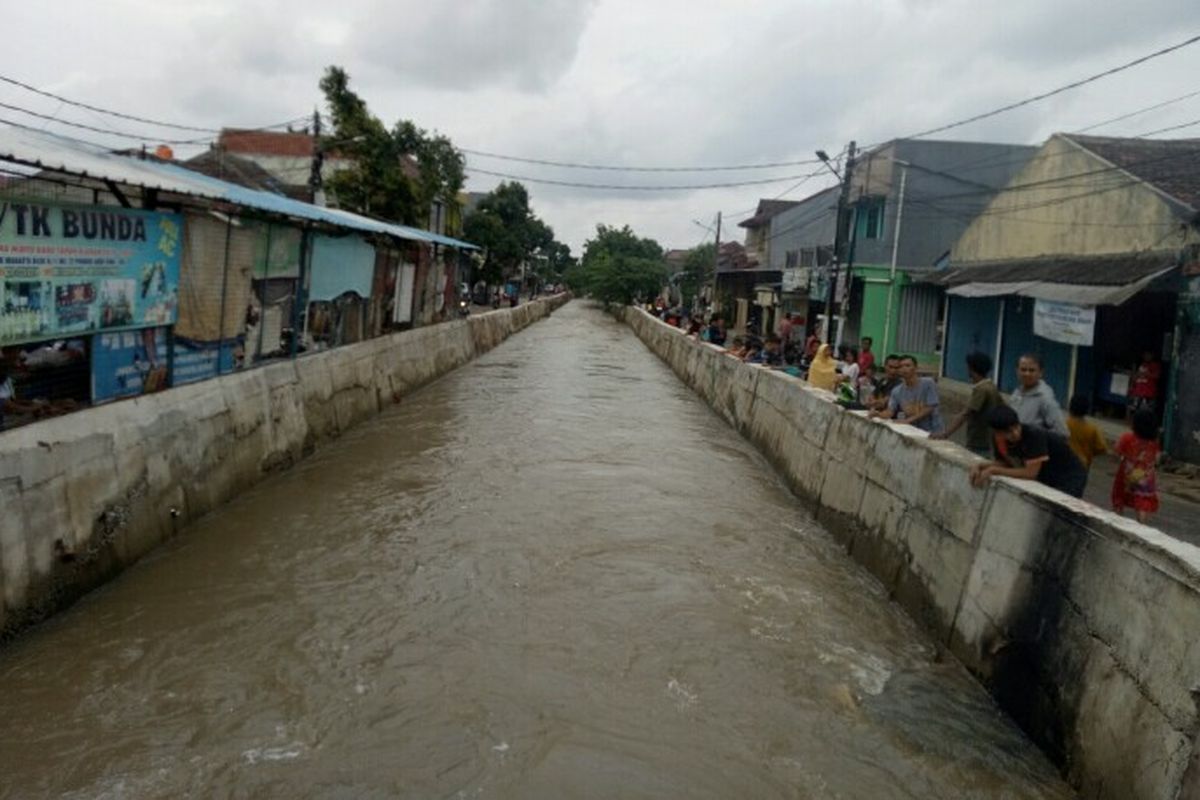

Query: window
left=799, top=248, right=816, bottom=268
left=857, top=198, right=885, bottom=240
left=785, top=250, right=798, bottom=269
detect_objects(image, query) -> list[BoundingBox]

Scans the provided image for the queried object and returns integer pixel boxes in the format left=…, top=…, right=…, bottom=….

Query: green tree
left=679, top=242, right=715, bottom=305
left=574, top=224, right=666, bottom=305
left=463, top=182, right=555, bottom=284
left=539, top=240, right=576, bottom=281
left=319, top=66, right=465, bottom=226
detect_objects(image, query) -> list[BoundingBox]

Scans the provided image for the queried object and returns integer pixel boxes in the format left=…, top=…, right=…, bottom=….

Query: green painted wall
left=852, top=264, right=940, bottom=368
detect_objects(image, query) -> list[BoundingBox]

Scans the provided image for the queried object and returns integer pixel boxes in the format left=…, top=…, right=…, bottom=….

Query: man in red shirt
left=857, top=336, right=876, bottom=374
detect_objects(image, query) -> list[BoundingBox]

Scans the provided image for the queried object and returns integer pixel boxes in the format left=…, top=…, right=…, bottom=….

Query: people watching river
left=1112, top=409, right=1161, bottom=524
left=970, top=405, right=1087, bottom=498
left=869, top=355, right=944, bottom=434
left=1066, top=393, right=1107, bottom=472
left=807, top=344, right=839, bottom=392
left=931, top=351, right=1002, bottom=456
left=1010, top=353, right=1069, bottom=437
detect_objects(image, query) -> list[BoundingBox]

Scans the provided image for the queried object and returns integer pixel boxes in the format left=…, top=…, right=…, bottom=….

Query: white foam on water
left=242, top=744, right=306, bottom=765
left=666, top=677, right=699, bottom=710
left=823, top=644, right=893, bottom=696
left=492, top=741, right=509, bottom=753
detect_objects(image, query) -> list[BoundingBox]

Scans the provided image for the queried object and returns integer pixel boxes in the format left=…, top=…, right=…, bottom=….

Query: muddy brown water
left=0, top=303, right=1073, bottom=798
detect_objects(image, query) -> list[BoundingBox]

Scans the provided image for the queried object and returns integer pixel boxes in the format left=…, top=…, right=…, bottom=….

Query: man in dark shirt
left=969, top=406, right=1087, bottom=498
left=867, top=354, right=902, bottom=412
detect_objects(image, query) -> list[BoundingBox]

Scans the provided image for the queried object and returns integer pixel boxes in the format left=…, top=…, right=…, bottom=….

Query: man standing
left=970, top=406, right=1088, bottom=498
left=869, top=355, right=943, bottom=434
left=1010, top=353, right=1068, bottom=437
left=858, top=337, right=875, bottom=375
left=932, top=351, right=1003, bottom=456
left=778, top=313, right=794, bottom=346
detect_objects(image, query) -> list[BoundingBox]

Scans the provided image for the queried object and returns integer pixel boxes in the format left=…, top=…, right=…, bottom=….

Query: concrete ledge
left=621, top=305, right=1200, bottom=800
left=0, top=295, right=570, bottom=641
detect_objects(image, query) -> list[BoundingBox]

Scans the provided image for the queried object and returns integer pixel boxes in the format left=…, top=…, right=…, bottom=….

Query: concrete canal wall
left=622, top=306, right=1200, bottom=800
left=0, top=295, right=570, bottom=641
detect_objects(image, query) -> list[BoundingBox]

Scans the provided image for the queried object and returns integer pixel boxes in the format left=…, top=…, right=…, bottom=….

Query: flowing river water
left=0, top=302, right=1073, bottom=799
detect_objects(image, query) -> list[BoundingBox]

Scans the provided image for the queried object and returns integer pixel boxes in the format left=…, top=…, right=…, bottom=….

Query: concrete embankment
left=0, top=295, right=570, bottom=640
left=622, top=306, right=1200, bottom=800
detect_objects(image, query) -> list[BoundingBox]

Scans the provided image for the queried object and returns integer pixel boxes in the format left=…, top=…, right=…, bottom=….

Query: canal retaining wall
left=622, top=306, right=1200, bottom=800
left=0, top=295, right=570, bottom=640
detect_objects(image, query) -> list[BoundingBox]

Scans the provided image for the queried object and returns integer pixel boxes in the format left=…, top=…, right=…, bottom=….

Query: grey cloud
left=350, top=0, right=599, bottom=91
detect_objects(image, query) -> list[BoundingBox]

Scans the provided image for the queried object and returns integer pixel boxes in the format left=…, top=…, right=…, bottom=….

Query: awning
left=0, top=125, right=478, bottom=250
left=934, top=253, right=1177, bottom=306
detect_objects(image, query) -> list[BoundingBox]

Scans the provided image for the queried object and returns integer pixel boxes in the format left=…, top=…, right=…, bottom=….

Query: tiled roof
left=738, top=199, right=801, bottom=229
left=1066, top=133, right=1200, bottom=213
left=184, top=148, right=288, bottom=193
left=716, top=241, right=769, bottom=272
left=219, top=129, right=315, bottom=157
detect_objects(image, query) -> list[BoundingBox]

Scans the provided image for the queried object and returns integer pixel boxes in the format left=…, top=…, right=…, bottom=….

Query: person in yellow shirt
left=1066, top=394, right=1107, bottom=469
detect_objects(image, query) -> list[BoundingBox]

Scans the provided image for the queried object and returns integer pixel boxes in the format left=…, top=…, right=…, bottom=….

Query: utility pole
left=825, top=141, right=856, bottom=344
left=308, top=109, right=323, bottom=205
left=710, top=210, right=721, bottom=314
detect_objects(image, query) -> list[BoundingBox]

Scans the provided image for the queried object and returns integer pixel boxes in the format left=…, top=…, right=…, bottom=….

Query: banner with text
left=1033, top=299, right=1096, bottom=347
left=91, top=326, right=170, bottom=404
left=0, top=200, right=182, bottom=346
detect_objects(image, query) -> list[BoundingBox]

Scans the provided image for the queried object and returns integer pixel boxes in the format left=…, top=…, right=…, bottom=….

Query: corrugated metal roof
left=0, top=125, right=477, bottom=250
left=932, top=252, right=1178, bottom=305
left=934, top=252, right=1175, bottom=286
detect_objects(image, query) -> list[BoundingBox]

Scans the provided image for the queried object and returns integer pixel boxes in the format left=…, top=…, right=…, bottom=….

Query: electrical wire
left=458, top=147, right=824, bottom=172
left=1074, top=87, right=1200, bottom=133
left=1135, top=116, right=1200, bottom=137
left=873, top=32, right=1200, bottom=144
left=0, top=72, right=307, bottom=135
left=463, top=165, right=834, bottom=191
left=0, top=101, right=240, bottom=146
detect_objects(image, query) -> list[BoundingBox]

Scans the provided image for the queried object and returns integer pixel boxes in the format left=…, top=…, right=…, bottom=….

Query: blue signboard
left=0, top=200, right=182, bottom=346
left=91, top=326, right=169, bottom=404
left=172, top=336, right=238, bottom=386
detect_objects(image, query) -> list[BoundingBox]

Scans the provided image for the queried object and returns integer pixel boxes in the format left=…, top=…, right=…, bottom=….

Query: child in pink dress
left=1112, top=409, right=1160, bottom=524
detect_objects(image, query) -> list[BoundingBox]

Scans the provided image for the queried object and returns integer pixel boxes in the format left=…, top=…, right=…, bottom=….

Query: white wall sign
left=1033, top=299, right=1095, bottom=347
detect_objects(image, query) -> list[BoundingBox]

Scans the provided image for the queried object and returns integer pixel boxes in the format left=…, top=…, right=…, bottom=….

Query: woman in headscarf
left=807, top=343, right=839, bottom=392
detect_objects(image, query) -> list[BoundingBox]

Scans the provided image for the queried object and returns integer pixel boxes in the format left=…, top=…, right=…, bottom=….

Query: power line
left=1136, top=116, right=1200, bottom=137
left=0, top=72, right=302, bottom=134
left=886, top=32, right=1200, bottom=143
left=1074, top=87, right=1200, bottom=133
left=0, top=101, right=222, bottom=146
left=459, top=147, right=824, bottom=173
left=465, top=165, right=832, bottom=191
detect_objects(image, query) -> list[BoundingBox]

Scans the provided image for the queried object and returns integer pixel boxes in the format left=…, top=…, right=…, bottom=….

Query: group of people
left=947, top=352, right=1160, bottom=522
left=654, top=304, right=1163, bottom=522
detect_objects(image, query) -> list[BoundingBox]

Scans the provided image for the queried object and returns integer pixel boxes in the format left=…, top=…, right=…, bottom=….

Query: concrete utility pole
left=308, top=109, right=323, bottom=205
left=825, top=141, right=856, bottom=344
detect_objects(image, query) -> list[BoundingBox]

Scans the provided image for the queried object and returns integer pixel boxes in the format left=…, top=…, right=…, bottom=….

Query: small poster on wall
left=1033, top=299, right=1096, bottom=347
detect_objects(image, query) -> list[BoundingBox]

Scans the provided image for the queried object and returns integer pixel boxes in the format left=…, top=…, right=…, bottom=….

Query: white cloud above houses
left=4, top=0, right=1200, bottom=252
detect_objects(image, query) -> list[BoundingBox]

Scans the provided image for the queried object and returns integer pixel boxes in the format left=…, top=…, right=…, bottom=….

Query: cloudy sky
left=4, top=1, right=1200, bottom=252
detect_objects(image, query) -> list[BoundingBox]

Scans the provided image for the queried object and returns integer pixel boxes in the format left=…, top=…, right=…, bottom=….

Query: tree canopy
left=462, top=181, right=556, bottom=284
left=679, top=242, right=715, bottom=306
left=319, top=66, right=464, bottom=227
left=568, top=224, right=667, bottom=305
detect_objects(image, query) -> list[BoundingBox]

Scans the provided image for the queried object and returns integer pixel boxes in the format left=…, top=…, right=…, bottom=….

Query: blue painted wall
left=944, top=297, right=1001, bottom=382
left=997, top=298, right=1093, bottom=404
